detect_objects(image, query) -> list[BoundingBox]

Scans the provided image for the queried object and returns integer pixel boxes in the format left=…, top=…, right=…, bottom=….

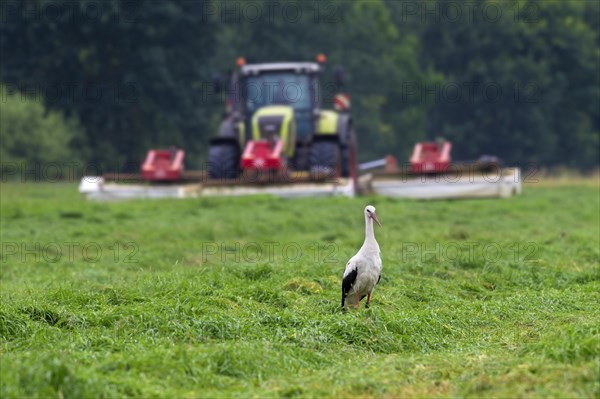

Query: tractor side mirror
left=335, top=67, right=344, bottom=87
left=212, top=73, right=222, bottom=94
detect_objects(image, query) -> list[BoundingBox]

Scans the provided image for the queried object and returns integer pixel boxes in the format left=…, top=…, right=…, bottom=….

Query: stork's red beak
left=371, top=212, right=382, bottom=227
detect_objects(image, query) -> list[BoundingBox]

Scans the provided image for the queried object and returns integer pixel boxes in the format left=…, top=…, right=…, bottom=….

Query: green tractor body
left=208, top=60, right=356, bottom=179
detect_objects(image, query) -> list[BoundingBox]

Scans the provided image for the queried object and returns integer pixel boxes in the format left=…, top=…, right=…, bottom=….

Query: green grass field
left=1, top=181, right=598, bottom=398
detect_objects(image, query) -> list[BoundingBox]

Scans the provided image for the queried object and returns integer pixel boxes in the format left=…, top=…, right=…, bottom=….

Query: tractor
left=208, top=55, right=356, bottom=181
left=79, top=57, right=521, bottom=201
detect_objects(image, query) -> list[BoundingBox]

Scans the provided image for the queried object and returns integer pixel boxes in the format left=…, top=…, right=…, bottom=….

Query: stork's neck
left=363, top=215, right=377, bottom=247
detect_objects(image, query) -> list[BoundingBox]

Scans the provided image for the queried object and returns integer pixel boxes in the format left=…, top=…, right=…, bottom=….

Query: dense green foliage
left=1, top=0, right=598, bottom=168
left=1, top=182, right=598, bottom=397
left=2, top=0, right=218, bottom=169
left=418, top=0, right=600, bottom=168
left=0, top=85, right=85, bottom=166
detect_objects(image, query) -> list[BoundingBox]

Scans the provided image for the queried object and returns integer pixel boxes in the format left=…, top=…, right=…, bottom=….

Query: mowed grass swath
left=0, top=181, right=598, bottom=398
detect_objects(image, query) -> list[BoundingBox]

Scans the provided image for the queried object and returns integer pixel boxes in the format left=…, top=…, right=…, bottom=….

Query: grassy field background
left=1, top=180, right=598, bottom=398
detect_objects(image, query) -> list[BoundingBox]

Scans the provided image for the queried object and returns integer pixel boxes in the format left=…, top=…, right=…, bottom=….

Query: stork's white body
left=342, top=205, right=382, bottom=309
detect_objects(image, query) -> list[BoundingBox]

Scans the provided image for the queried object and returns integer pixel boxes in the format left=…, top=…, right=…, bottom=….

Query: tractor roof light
left=236, top=57, right=246, bottom=67
left=316, top=53, right=327, bottom=64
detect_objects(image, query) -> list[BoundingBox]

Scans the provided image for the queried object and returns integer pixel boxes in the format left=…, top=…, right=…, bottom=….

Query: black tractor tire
left=207, top=140, right=240, bottom=179
left=309, top=139, right=340, bottom=178
left=340, top=140, right=358, bottom=178
left=291, top=142, right=311, bottom=172
left=334, top=123, right=354, bottom=177
left=340, top=145, right=351, bottom=177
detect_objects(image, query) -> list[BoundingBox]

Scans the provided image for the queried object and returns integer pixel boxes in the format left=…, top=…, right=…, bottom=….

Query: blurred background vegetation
left=1, top=0, right=598, bottom=171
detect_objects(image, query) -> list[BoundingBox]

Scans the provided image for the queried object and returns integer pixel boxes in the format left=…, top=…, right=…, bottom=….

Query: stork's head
left=364, top=205, right=382, bottom=227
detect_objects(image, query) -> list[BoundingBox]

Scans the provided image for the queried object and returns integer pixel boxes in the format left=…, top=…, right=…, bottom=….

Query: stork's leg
left=366, top=292, right=372, bottom=309
left=355, top=290, right=360, bottom=310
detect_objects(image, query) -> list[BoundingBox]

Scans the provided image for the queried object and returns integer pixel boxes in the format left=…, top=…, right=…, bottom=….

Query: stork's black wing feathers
left=377, top=273, right=381, bottom=284
left=341, top=268, right=357, bottom=309
left=342, top=268, right=358, bottom=297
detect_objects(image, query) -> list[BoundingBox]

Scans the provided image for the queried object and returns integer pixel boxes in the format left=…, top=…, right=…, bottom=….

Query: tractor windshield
left=244, top=72, right=315, bottom=139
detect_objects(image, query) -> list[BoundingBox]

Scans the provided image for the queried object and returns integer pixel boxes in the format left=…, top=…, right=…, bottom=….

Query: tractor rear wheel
left=340, top=131, right=357, bottom=178
left=309, top=139, right=340, bottom=178
left=207, top=139, right=240, bottom=179
left=291, top=142, right=310, bottom=171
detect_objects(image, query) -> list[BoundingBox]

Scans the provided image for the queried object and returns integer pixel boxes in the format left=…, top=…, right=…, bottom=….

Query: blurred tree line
left=1, top=0, right=598, bottom=171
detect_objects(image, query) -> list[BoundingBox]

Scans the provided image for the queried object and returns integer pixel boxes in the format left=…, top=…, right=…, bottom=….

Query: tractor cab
left=239, top=62, right=321, bottom=143
left=208, top=56, right=356, bottom=180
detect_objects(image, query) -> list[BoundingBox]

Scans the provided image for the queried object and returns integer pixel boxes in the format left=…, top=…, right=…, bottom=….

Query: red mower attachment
left=410, top=141, right=452, bottom=173
left=241, top=140, right=284, bottom=171
left=141, top=148, right=185, bottom=181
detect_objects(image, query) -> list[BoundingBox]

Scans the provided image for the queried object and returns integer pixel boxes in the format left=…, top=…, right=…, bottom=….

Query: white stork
left=342, top=205, right=382, bottom=310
